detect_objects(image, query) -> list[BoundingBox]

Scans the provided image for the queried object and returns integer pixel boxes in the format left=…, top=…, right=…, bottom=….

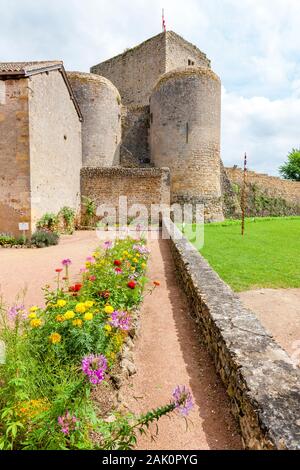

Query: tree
left=279, top=149, right=300, bottom=181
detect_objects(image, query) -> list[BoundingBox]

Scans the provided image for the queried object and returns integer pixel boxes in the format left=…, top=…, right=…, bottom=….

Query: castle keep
left=0, top=31, right=299, bottom=236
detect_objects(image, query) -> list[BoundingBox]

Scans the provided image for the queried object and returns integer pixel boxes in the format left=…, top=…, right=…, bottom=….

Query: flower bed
left=0, top=236, right=192, bottom=450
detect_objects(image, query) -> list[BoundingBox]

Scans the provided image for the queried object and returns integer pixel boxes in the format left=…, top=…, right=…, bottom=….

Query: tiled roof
left=0, top=60, right=83, bottom=121
left=0, top=61, right=63, bottom=76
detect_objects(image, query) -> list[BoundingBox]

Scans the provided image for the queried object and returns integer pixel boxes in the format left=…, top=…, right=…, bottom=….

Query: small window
left=188, top=59, right=195, bottom=66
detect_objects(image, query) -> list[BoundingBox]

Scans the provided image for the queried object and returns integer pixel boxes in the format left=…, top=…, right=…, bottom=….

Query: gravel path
left=0, top=232, right=242, bottom=449
left=123, top=238, right=242, bottom=450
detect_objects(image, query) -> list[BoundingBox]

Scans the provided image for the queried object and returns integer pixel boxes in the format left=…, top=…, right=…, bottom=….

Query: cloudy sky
left=1, top=0, right=299, bottom=175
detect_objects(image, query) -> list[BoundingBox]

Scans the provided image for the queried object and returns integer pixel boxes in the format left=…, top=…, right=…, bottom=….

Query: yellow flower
left=49, top=332, right=61, bottom=344
left=28, top=312, right=37, bottom=319
left=123, top=251, right=128, bottom=256
left=136, top=253, right=140, bottom=258
left=133, top=258, right=138, bottom=263
left=109, top=352, right=116, bottom=361
left=92, top=252, right=99, bottom=259
left=56, top=315, right=65, bottom=323
left=64, top=310, right=75, bottom=320
left=72, top=319, right=83, bottom=327
left=131, top=266, right=136, bottom=271
left=84, top=300, right=94, bottom=308
left=75, top=303, right=86, bottom=314
left=57, top=299, right=67, bottom=308
left=29, top=306, right=39, bottom=313
left=84, top=312, right=93, bottom=321
left=104, top=305, right=114, bottom=314
left=141, top=263, right=146, bottom=269
left=104, top=324, right=112, bottom=333
left=30, top=318, right=42, bottom=328
left=127, top=254, right=132, bottom=259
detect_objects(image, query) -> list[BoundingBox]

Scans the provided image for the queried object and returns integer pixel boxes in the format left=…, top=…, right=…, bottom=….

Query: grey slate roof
left=0, top=61, right=83, bottom=121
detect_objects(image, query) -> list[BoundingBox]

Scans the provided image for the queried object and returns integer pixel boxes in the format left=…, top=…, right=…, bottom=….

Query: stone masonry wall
left=91, top=33, right=166, bottom=107
left=29, top=70, right=82, bottom=230
left=0, top=79, right=31, bottom=237
left=81, top=167, right=170, bottom=222
left=165, top=31, right=210, bottom=71
left=120, top=105, right=150, bottom=166
left=163, top=218, right=300, bottom=450
left=226, top=166, right=300, bottom=216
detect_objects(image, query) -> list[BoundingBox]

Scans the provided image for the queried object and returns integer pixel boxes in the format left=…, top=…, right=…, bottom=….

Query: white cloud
left=0, top=0, right=300, bottom=175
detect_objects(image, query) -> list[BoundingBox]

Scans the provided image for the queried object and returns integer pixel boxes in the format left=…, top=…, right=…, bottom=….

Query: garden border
left=162, top=217, right=300, bottom=450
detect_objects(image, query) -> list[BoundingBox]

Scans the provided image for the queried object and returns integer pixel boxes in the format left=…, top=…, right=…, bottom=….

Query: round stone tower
left=150, top=67, right=224, bottom=222
left=67, top=71, right=121, bottom=167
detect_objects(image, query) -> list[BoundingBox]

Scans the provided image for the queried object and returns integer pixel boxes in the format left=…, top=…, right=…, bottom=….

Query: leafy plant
left=58, top=207, right=76, bottom=234
left=82, top=197, right=96, bottom=227
left=36, top=213, right=59, bottom=232
left=279, top=148, right=300, bottom=181
left=31, top=230, right=59, bottom=248
left=0, top=234, right=17, bottom=246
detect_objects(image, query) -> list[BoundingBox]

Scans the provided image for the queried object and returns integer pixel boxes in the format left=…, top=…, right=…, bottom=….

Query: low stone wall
left=163, top=218, right=300, bottom=450
left=225, top=166, right=300, bottom=216
left=81, top=167, right=170, bottom=222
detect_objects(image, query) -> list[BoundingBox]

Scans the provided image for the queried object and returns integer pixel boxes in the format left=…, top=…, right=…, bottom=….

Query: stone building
left=0, top=61, right=82, bottom=236
left=1, top=32, right=299, bottom=236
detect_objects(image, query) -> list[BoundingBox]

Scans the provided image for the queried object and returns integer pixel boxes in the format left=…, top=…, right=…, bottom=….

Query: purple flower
left=103, top=241, right=113, bottom=250
left=58, top=411, right=79, bottom=436
left=132, top=244, right=150, bottom=255
left=8, top=304, right=26, bottom=321
left=80, top=267, right=88, bottom=273
left=172, top=385, right=193, bottom=416
left=110, top=310, right=131, bottom=331
left=62, top=259, right=72, bottom=266
left=86, top=256, right=96, bottom=264
left=81, top=354, right=108, bottom=385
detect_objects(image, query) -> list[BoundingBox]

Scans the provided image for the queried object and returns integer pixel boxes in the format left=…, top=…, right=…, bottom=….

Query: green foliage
left=58, top=207, right=76, bottom=234
left=0, top=234, right=17, bottom=246
left=279, top=148, right=300, bottom=181
left=31, top=230, right=60, bottom=248
left=183, top=217, right=300, bottom=291
left=0, top=237, right=175, bottom=450
left=36, top=213, right=59, bottom=232
left=82, top=196, right=96, bottom=227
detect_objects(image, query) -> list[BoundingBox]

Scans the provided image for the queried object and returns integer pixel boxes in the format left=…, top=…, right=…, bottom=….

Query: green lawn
left=183, top=217, right=300, bottom=292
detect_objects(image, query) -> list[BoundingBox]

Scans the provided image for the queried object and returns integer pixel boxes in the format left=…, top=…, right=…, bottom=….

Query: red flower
left=55, top=268, right=63, bottom=273
left=89, top=276, right=96, bottom=282
left=115, top=267, right=122, bottom=274
left=114, top=260, right=122, bottom=266
left=69, top=283, right=82, bottom=292
left=153, top=281, right=160, bottom=286
left=127, top=280, right=137, bottom=289
left=99, top=290, right=110, bottom=299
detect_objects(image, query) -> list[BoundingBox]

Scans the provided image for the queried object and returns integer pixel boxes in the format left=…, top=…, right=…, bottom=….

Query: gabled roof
left=0, top=61, right=83, bottom=121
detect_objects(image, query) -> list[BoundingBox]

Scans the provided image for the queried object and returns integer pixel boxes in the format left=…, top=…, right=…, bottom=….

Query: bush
left=31, top=230, right=60, bottom=248
left=58, top=207, right=76, bottom=234
left=0, top=234, right=17, bottom=246
left=36, top=213, right=59, bottom=232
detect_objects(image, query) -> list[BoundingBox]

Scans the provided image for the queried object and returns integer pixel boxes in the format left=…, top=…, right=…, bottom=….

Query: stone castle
left=0, top=31, right=299, bottom=236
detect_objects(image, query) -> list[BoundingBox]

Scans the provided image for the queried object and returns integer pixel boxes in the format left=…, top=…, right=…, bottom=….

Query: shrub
left=36, top=213, right=59, bottom=232
left=0, top=234, right=17, bottom=246
left=58, top=207, right=76, bottom=234
left=82, top=196, right=96, bottom=227
left=31, top=230, right=59, bottom=248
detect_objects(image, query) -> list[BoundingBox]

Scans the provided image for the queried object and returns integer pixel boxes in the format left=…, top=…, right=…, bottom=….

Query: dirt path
left=0, top=231, right=100, bottom=309
left=123, top=238, right=242, bottom=450
left=239, top=289, right=300, bottom=360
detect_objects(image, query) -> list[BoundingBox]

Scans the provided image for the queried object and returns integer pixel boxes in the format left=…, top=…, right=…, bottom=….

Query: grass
left=183, top=217, right=300, bottom=292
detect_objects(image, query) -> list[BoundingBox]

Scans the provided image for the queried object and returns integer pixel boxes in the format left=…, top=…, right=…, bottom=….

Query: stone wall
left=91, top=33, right=166, bottom=107
left=29, top=70, right=82, bottom=230
left=165, top=31, right=210, bottom=70
left=81, top=167, right=170, bottom=222
left=67, top=72, right=121, bottom=167
left=150, top=68, right=224, bottom=222
left=120, top=105, right=150, bottom=166
left=226, top=166, right=300, bottom=216
left=163, top=218, right=300, bottom=450
left=0, top=78, right=31, bottom=236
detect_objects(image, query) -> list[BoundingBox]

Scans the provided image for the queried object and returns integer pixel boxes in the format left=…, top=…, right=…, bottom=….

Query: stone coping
left=81, top=167, right=170, bottom=178
left=162, top=218, right=300, bottom=450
